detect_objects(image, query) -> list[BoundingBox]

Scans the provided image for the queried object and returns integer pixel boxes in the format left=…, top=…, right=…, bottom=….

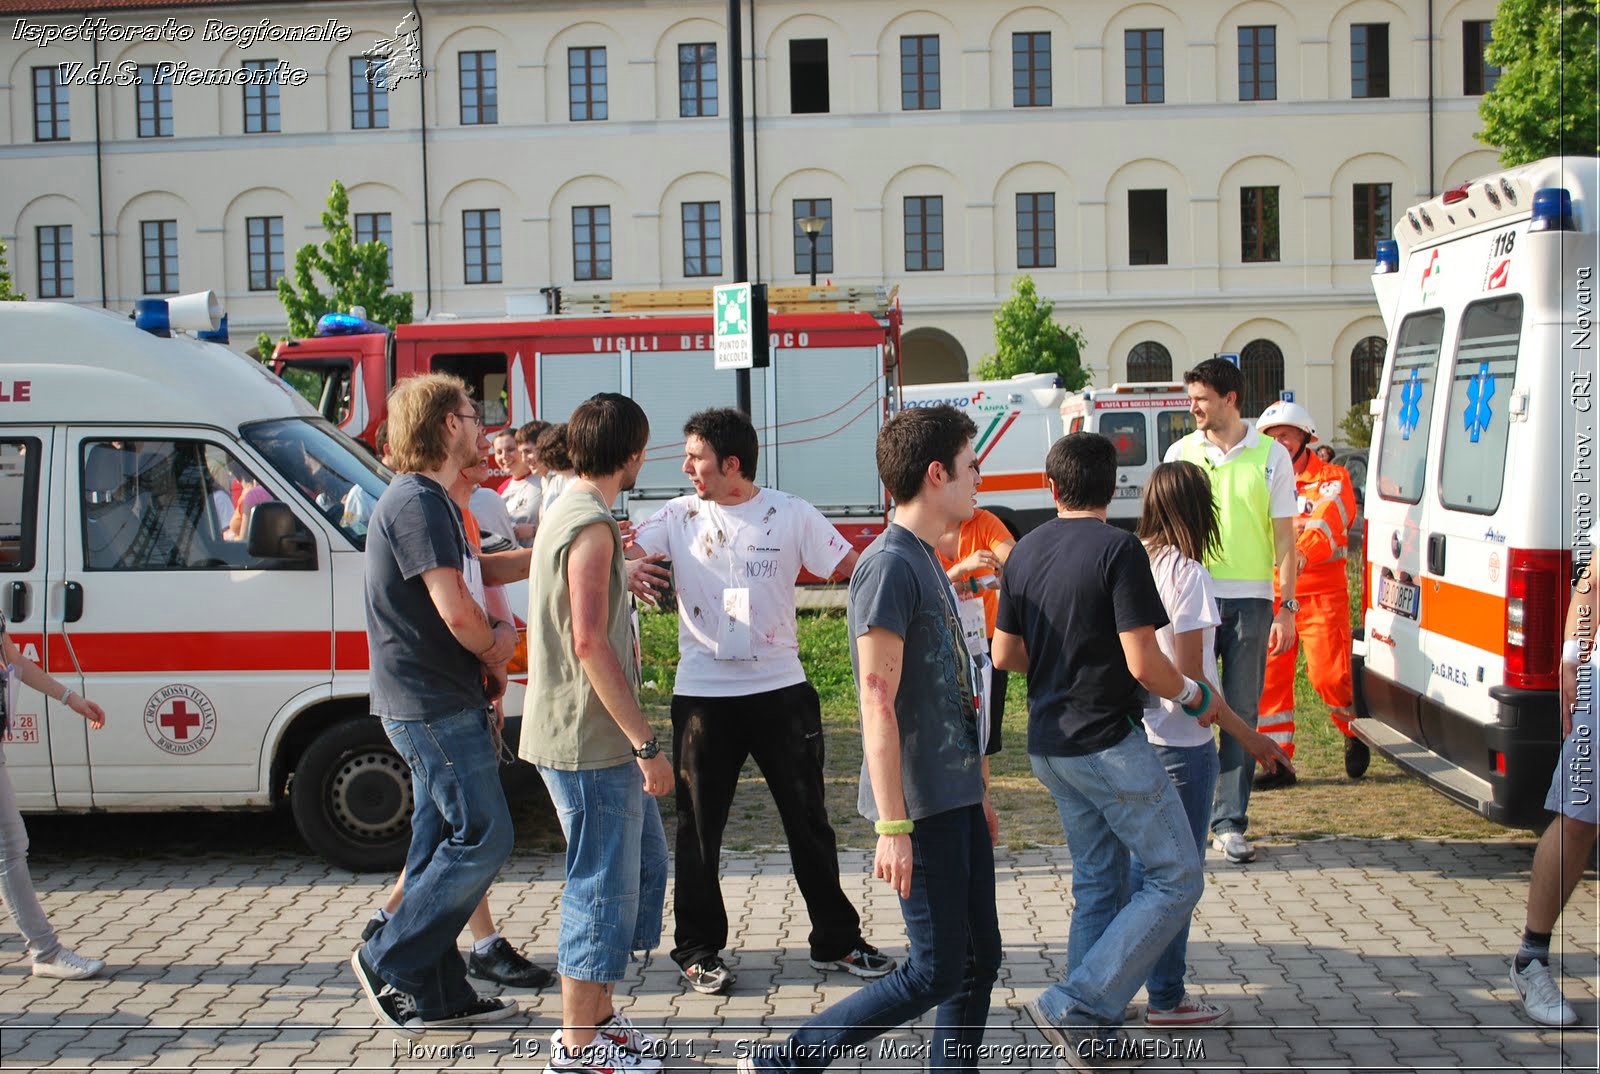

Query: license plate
left=1377, top=576, right=1420, bottom=620
left=1114, top=486, right=1141, bottom=499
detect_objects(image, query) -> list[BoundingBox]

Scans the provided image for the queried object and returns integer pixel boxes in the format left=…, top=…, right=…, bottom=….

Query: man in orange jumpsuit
left=1254, top=400, right=1369, bottom=786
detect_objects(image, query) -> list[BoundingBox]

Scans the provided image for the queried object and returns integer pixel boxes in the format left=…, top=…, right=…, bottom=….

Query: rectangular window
left=569, top=46, right=607, bottom=122
left=460, top=50, right=498, bottom=125
left=1128, top=189, right=1168, bottom=266
left=0, top=440, right=42, bottom=574
left=681, top=202, right=722, bottom=278
left=1375, top=309, right=1445, bottom=504
left=141, top=219, right=178, bottom=294
left=1125, top=29, right=1164, bottom=104
left=678, top=42, right=717, bottom=117
left=573, top=206, right=612, bottom=281
left=792, top=198, right=834, bottom=277
left=904, top=196, right=944, bottom=272
left=900, top=35, right=940, bottom=111
left=32, top=67, right=68, bottom=142
left=789, top=38, right=829, bottom=114
left=1012, top=31, right=1051, bottom=107
left=1352, top=182, right=1392, bottom=260
left=241, top=59, right=281, bottom=133
left=1016, top=192, right=1056, bottom=269
left=1352, top=23, right=1390, bottom=98
left=1464, top=21, right=1501, bottom=96
left=1238, top=25, right=1276, bottom=101
left=430, top=354, right=510, bottom=428
left=463, top=209, right=502, bottom=285
left=1439, top=296, right=1522, bottom=513
left=351, top=57, right=389, bottom=129
left=136, top=64, right=173, bottom=138
left=1101, top=412, right=1149, bottom=467
left=36, top=225, right=72, bottom=299
left=246, top=216, right=284, bottom=291
left=1240, top=186, right=1280, bottom=263
left=354, top=212, right=394, bottom=284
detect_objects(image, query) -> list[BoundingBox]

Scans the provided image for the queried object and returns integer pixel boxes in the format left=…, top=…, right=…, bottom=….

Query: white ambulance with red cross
left=1060, top=382, right=1195, bottom=528
left=1354, top=156, right=1597, bottom=827
left=1, top=297, right=519, bottom=869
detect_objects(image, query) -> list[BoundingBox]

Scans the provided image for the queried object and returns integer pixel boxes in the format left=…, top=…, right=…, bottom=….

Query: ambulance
left=899, top=372, right=1066, bottom=535
left=1352, top=156, right=1597, bottom=827
left=0, top=296, right=525, bottom=870
left=1060, top=382, right=1195, bottom=528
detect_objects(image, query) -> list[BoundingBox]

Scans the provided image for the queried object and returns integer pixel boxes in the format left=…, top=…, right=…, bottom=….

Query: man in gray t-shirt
left=742, top=405, right=1003, bottom=1074
left=351, top=375, right=520, bottom=1039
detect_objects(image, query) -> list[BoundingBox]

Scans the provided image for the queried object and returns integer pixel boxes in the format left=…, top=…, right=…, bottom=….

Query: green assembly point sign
left=714, top=282, right=753, bottom=370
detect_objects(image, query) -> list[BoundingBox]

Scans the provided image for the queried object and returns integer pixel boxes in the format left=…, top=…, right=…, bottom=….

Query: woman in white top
left=1131, top=461, right=1292, bottom=1028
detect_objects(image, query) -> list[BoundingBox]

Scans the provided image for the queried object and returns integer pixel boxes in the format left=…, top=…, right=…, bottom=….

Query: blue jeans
left=1210, top=597, right=1273, bottom=837
left=750, top=804, right=1001, bottom=1072
left=1128, top=742, right=1218, bottom=1010
left=1029, top=730, right=1203, bottom=1025
left=365, top=706, right=514, bottom=1019
left=539, top=762, right=668, bottom=983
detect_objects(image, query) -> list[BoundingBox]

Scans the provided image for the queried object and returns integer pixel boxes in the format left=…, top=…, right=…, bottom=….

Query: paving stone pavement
left=0, top=838, right=1596, bottom=1072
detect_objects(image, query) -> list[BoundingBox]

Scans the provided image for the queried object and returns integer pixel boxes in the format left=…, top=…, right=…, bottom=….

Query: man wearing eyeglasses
left=352, top=374, right=521, bottom=1039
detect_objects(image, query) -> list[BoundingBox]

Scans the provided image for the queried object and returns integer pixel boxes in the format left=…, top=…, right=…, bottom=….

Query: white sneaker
left=31, top=948, right=105, bottom=980
left=1511, top=959, right=1579, bottom=1026
left=1211, top=831, right=1256, bottom=864
left=1146, top=992, right=1231, bottom=1026
left=596, top=1010, right=661, bottom=1058
left=546, top=1030, right=663, bottom=1073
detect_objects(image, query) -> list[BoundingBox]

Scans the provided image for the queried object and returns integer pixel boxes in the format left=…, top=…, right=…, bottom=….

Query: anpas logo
left=903, top=390, right=1008, bottom=413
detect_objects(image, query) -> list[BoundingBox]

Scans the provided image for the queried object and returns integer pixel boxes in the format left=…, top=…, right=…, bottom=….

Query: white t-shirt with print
left=632, top=488, right=853, bottom=697
left=1141, top=545, right=1222, bottom=748
left=502, top=476, right=542, bottom=526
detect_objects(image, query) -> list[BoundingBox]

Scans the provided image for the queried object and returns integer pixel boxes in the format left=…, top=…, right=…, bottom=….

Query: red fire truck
left=272, top=286, right=902, bottom=550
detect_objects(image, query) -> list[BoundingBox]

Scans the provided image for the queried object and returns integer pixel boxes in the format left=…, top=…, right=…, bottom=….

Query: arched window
left=1349, top=335, right=1385, bottom=407
left=1126, top=341, right=1173, bottom=382
left=1239, top=338, right=1284, bottom=419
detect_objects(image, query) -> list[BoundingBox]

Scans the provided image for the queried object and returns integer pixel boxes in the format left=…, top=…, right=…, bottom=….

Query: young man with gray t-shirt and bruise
left=740, top=405, right=1001, bottom=1074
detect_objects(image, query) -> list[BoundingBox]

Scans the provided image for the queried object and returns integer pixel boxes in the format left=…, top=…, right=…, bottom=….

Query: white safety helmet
left=1256, top=400, right=1317, bottom=442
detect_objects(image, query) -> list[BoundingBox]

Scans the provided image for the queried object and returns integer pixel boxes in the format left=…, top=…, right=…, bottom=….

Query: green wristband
left=874, top=819, right=914, bottom=836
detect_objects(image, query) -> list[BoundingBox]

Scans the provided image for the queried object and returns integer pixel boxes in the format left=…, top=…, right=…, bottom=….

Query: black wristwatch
left=633, top=738, right=660, bottom=760
left=1280, top=598, right=1301, bottom=613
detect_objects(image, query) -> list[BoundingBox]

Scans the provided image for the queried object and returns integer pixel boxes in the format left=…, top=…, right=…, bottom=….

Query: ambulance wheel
left=291, top=719, right=414, bottom=872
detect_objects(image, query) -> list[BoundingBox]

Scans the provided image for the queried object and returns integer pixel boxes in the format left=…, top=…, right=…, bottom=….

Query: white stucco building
left=2, top=0, right=1508, bottom=436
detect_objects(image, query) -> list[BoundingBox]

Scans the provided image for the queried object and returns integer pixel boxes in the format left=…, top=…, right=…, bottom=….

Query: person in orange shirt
left=937, top=507, right=1016, bottom=830
left=1254, top=401, right=1368, bottom=785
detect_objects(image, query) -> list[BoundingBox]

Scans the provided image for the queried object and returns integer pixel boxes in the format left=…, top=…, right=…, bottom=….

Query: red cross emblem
left=159, top=700, right=204, bottom=740
left=143, top=684, right=217, bottom=755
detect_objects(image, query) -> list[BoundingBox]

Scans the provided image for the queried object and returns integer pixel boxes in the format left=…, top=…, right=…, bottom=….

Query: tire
left=290, top=718, right=413, bottom=872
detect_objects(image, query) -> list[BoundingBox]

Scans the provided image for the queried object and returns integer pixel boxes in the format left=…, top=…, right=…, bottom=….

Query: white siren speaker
left=167, top=290, right=223, bottom=332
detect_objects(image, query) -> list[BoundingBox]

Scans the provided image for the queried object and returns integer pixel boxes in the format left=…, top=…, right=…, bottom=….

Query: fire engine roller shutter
left=772, top=345, right=883, bottom=513
left=537, top=352, right=621, bottom=425
left=630, top=350, right=769, bottom=497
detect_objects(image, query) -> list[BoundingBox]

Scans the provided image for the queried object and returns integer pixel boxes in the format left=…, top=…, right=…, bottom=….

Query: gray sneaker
left=1210, top=831, right=1256, bottom=864
left=31, top=948, right=105, bottom=981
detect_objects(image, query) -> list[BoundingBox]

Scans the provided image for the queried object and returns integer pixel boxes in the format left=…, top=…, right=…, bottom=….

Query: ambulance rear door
left=59, top=426, right=334, bottom=804
left=1, top=427, right=63, bottom=808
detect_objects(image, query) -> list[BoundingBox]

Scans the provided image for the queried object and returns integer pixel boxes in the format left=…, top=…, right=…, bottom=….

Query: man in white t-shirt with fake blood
left=631, top=407, right=895, bottom=996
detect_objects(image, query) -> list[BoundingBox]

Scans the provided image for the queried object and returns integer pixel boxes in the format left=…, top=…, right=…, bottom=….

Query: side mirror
left=247, top=502, right=318, bottom=568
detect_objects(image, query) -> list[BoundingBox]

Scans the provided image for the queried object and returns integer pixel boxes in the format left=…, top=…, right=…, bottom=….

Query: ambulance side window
left=1100, top=413, right=1147, bottom=467
left=0, top=440, right=41, bottom=573
left=1375, top=310, right=1445, bottom=504
left=1156, top=411, right=1195, bottom=459
left=80, top=439, right=295, bottom=571
left=431, top=353, right=509, bottom=429
left=1438, top=296, right=1521, bottom=514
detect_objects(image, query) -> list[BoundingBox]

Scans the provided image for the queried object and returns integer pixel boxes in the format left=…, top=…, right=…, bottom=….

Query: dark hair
left=515, top=420, right=549, bottom=445
left=1045, top=432, right=1117, bottom=509
left=876, top=405, right=978, bottom=504
left=568, top=393, right=650, bottom=478
left=1138, top=461, right=1219, bottom=565
left=533, top=423, right=572, bottom=473
left=373, top=419, right=389, bottom=456
left=1182, top=358, right=1243, bottom=410
left=684, top=407, right=759, bottom=481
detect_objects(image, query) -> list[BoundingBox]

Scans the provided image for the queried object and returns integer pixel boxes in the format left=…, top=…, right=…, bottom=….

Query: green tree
left=1337, top=401, right=1375, bottom=448
left=975, top=275, right=1090, bottom=389
left=0, top=238, right=25, bottom=301
left=255, top=179, right=412, bottom=361
left=1478, top=0, right=1599, bottom=165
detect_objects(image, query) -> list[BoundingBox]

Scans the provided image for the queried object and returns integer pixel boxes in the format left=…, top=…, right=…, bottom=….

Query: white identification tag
left=958, top=597, right=988, bottom=657
left=463, top=554, right=486, bottom=612
left=974, top=654, right=993, bottom=756
left=717, top=587, right=754, bottom=661
left=630, top=606, right=643, bottom=681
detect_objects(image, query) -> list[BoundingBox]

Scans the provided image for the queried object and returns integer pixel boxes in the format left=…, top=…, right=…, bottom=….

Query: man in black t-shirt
left=995, top=433, right=1222, bottom=1067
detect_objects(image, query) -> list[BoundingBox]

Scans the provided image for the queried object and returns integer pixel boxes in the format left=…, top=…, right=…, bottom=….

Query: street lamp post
left=798, top=215, right=825, bottom=287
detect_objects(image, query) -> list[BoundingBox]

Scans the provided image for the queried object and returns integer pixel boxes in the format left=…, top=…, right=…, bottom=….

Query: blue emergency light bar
left=1529, top=187, right=1574, bottom=233
left=315, top=312, right=388, bottom=336
left=133, top=298, right=171, bottom=337
left=1372, top=239, right=1399, bottom=274
left=197, top=315, right=229, bottom=344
